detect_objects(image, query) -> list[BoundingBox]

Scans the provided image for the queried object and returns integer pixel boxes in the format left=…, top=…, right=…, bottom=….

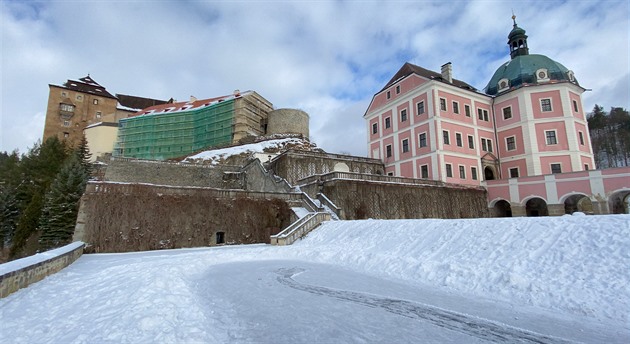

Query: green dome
left=508, top=25, right=526, bottom=40
left=484, top=54, right=579, bottom=95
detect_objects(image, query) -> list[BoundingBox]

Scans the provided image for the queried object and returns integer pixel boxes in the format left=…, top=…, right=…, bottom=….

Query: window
left=417, top=101, right=425, bottom=115
left=573, top=100, right=579, bottom=112
left=446, top=164, right=453, bottom=178
left=372, top=123, right=378, bottom=134
left=440, top=98, right=447, bottom=111
left=61, top=91, right=67, bottom=97
left=584, top=164, right=589, bottom=171
left=385, top=117, right=391, bottom=129
left=400, top=109, right=407, bottom=122
left=63, top=132, right=69, bottom=138
left=396, top=85, right=400, bottom=94
left=387, top=172, right=394, bottom=176
left=386, top=144, right=392, bottom=158
left=76, top=95, right=83, bottom=101
left=386, top=91, right=391, bottom=99
left=468, top=135, right=474, bottom=149
left=443, top=130, right=450, bottom=145
left=459, top=165, right=466, bottom=179
left=471, top=167, right=478, bottom=180
left=60, top=103, right=75, bottom=112
left=93, top=99, right=99, bottom=105
left=506, top=136, right=516, bottom=151
left=216, top=232, right=225, bottom=244
left=502, top=106, right=512, bottom=120
left=465, top=104, right=471, bottom=117
left=421, top=165, right=429, bottom=179
left=453, top=102, right=459, bottom=114
left=541, top=98, right=552, bottom=112
left=545, top=130, right=557, bottom=145
left=63, top=120, right=70, bottom=127
left=481, top=138, right=493, bottom=152
left=478, top=108, right=489, bottom=121
left=509, top=167, right=519, bottom=178
left=579, top=131, right=584, bottom=145
left=96, top=111, right=102, bottom=119
left=402, top=139, right=409, bottom=153
left=418, top=133, right=427, bottom=148
left=456, top=133, right=462, bottom=147
left=551, top=163, right=562, bottom=174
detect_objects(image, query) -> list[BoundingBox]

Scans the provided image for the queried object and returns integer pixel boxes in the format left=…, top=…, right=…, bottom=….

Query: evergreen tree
left=0, top=151, right=21, bottom=249
left=75, top=134, right=93, bottom=177
left=39, top=154, right=88, bottom=249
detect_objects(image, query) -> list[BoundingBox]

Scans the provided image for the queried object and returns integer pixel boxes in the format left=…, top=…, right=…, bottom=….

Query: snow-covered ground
left=1, top=214, right=629, bottom=343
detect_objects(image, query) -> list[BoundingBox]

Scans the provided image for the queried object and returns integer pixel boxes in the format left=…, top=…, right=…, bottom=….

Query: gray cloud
left=1, top=0, right=628, bottom=155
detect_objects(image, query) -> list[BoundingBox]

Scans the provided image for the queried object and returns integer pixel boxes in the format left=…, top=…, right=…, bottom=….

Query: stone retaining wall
left=0, top=242, right=84, bottom=298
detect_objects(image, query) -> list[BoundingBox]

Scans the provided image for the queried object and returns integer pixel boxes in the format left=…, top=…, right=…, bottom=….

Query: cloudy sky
left=1, top=0, right=628, bottom=156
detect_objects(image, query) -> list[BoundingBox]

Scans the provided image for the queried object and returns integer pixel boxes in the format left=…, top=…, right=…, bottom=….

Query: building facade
left=43, top=75, right=167, bottom=147
left=364, top=18, right=595, bottom=187
left=113, top=91, right=278, bottom=160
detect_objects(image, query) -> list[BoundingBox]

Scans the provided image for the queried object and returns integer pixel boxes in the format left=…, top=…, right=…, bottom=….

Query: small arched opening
left=525, top=197, right=548, bottom=217
left=563, top=194, right=593, bottom=215
left=608, top=190, right=630, bottom=214
left=216, top=231, right=225, bottom=245
left=493, top=200, right=512, bottom=217
left=484, top=167, right=496, bottom=180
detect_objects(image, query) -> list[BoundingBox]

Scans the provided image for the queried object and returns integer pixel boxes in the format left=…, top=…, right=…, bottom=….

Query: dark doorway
left=494, top=200, right=512, bottom=217
left=526, top=198, right=548, bottom=217
left=564, top=194, right=592, bottom=214
left=484, top=167, right=495, bottom=180
left=216, top=231, right=225, bottom=245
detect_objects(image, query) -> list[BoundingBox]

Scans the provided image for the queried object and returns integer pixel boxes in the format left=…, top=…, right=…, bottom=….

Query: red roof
left=131, top=92, right=247, bottom=117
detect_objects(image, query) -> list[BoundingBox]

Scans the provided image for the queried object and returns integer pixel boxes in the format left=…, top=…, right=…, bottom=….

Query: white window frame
left=464, top=104, right=471, bottom=117
left=385, top=116, right=391, bottom=129
left=396, top=85, right=400, bottom=94
left=400, top=109, right=408, bottom=122
left=545, top=130, right=558, bottom=145
left=458, top=165, right=466, bottom=179
left=550, top=163, right=562, bottom=174
left=506, top=136, right=516, bottom=151
left=63, top=120, right=71, bottom=127
left=372, top=122, right=378, bottom=134
left=452, top=101, right=460, bottom=114
left=386, top=91, right=391, bottom=99
left=402, top=138, right=409, bottom=153
left=420, top=165, right=429, bottom=179
left=442, top=130, right=450, bottom=145
left=572, top=100, right=579, bottom=112
left=467, top=135, right=474, bottom=149
left=440, top=98, right=447, bottom=111
left=471, top=166, right=478, bottom=180
left=578, top=131, right=584, bottom=145
left=93, top=99, right=99, bottom=105
left=540, top=98, right=552, bottom=112
left=386, top=144, right=392, bottom=158
left=509, top=167, right=519, bottom=178
left=445, top=163, right=453, bottom=178
left=417, top=101, right=425, bottom=115
left=418, top=132, right=427, bottom=148
left=502, top=106, right=512, bottom=120
left=455, top=132, right=463, bottom=147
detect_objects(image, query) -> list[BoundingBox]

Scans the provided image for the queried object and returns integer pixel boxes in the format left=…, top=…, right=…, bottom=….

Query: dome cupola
left=508, top=14, right=529, bottom=59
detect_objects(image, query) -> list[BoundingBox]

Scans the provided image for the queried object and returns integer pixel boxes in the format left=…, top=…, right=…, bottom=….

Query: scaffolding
left=114, top=99, right=235, bottom=160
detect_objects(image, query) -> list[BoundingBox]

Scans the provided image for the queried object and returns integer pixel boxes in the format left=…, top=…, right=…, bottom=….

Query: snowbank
left=291, top=214, right=630, bottom=324
left=0, top=242, right=85, bottom=275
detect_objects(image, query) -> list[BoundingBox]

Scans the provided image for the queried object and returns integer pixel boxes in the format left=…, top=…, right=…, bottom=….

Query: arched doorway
left=525, top=197, right=548, bottom=217
left=564, top=194, right=593, bottom=214
left=609, top=191, right=630, bottom=214
left=493, top=200, right=512, bottom=217
left=484, top=167, right=495, bottom=180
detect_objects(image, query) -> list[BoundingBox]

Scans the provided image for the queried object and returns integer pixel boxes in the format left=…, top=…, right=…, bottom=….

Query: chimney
left=234, top=89, right=241, bottom=97
left=441, top=62, right=453, bottom=83
left=189, top=95, right=197, bottom=102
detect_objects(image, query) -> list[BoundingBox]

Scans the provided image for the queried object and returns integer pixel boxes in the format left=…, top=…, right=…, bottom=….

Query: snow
left=1, top=215, right=628, bottom=343
left=291, top=207, right=310, bottom=219
left=0, top=241, right=84, bottom=275
left=183, top=138, right=307, bottom=164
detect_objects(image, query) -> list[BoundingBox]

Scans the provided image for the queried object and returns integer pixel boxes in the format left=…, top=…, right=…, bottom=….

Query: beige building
left=43, top=75, right=167, bottom=148
left=83, top=122, right=119, bottom=162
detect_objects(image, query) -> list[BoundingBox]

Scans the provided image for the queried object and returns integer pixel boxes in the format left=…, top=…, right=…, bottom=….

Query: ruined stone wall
left=76, top=183, right=293, bottom=253
left=319, top=179, right=489, bottom=219
left=103, top=158, right=244, bottom=188
left=270, top=150, right=385, bottom=185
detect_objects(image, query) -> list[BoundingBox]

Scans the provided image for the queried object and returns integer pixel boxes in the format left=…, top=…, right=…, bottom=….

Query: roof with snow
left=131, top=91, right=252, bottom=117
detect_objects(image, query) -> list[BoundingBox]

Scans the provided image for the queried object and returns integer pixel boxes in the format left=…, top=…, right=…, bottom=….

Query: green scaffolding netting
left=113, top=100, right=235, bottom=160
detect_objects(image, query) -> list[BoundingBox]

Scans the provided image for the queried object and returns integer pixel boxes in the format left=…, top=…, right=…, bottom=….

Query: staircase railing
left=270, top=212, right=331, bottom=246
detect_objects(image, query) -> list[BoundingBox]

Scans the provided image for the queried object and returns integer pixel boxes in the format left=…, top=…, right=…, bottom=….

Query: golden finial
left=512, top=10, right=517, bottom=25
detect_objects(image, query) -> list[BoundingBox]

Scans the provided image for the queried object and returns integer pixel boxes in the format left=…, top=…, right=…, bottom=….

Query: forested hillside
left=588, top=105, right=630, bottom=168
left=0, top=137, right=90, bottom=262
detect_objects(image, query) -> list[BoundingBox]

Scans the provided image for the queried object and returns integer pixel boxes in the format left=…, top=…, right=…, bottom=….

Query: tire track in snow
left=275, top=267, right=576, bottom=344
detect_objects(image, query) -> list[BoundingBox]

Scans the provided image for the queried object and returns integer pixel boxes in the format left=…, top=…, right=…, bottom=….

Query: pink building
left=364, top=18, right=629, bottom=215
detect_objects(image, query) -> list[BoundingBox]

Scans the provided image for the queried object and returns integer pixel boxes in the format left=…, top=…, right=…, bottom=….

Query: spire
left=507, top=14, right=529, bottom=59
